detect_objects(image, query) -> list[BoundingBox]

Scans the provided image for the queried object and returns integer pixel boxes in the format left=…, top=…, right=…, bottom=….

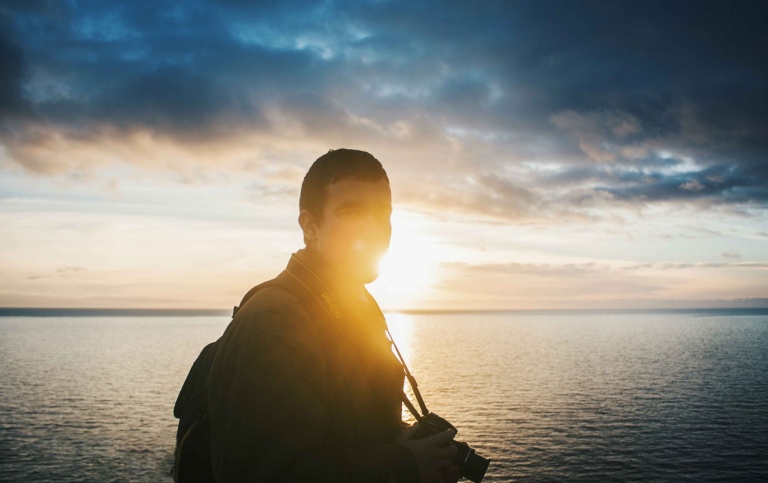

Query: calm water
left=1, top=311, right=767, bottom=482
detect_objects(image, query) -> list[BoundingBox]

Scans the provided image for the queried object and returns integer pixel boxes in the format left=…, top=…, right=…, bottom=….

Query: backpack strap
left=231, top=264, right=342, bottom=330
left=232, top=279, right=278, bottom=318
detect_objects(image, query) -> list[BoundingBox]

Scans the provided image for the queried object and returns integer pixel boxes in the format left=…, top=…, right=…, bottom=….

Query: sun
left=367, top=217, right=441, bottom=309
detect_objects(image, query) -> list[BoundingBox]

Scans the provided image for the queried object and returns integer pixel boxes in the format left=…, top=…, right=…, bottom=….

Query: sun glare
left=368, top=215, right=442, bottom=309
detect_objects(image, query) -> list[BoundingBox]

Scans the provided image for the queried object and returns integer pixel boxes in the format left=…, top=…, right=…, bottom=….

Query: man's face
left=302, top=177, right=392, bottom=286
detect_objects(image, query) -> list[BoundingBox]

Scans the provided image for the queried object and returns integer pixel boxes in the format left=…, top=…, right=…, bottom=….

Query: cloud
left=550, top=109, right=643, bottom=162
left=0, top=0, right=766, bottom=221
left=433, top=259, right=768, bottom=308
left=27, top=265, right=88, bottom=280
left=616, top=261, right=768, bottom=270
left=680, top=180, right=704, bottom=191
left=56, top=266, right=87, bottom=273
left=445, top=261, right=603, bottom=277
left=0, top=33, right=28, bottom=119
left=448, top=260, right=768, bottom=274
left=438, top=261, right=661, bottom=300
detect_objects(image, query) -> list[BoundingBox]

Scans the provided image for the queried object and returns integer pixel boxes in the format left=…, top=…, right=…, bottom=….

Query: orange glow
left=368, top=214, right=443, bottom=309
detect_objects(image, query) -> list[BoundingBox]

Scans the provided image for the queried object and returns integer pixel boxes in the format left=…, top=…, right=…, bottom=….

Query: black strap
left=361, top=288, right=430, bottom=420
left=386, top=329, right=430, bottom=419
left=401, top=391, right=426, bottom=425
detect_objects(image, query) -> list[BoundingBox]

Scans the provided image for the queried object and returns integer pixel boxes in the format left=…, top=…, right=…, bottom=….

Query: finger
left=395, top=423, right=419, bottom=443
left=437, top=444, right=459, bottom=459
left=426, top=428, right=456, bottom=446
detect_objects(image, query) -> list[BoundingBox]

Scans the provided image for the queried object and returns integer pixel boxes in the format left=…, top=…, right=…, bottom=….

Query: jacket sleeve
left=207, top=299, right=420, bottom=483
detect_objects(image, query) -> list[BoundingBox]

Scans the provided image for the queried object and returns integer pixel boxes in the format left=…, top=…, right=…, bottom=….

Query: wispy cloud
left=431, top=259, right=768, bottom=309
left=446, top=260, right=768, bottom=275
left=28, top=265, right=88, bottom=280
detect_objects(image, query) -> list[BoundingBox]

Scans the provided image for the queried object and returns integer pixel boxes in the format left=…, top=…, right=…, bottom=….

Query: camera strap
left=384, top=328, right=431, bottom=421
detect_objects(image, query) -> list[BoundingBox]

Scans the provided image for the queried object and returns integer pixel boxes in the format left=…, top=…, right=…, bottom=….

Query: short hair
left=300, top=149, right=389, bottom=223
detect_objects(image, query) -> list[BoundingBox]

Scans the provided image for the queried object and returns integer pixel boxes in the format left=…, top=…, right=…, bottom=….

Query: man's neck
left=296, top=248, right=368, bottom=303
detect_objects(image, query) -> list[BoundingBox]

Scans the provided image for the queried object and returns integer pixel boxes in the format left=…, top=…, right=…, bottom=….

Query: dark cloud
left=0, top=0, right=766, bottom=218
left=595, top=161, right=768, bottom=204
left=0, top=34, right=28, bottom=119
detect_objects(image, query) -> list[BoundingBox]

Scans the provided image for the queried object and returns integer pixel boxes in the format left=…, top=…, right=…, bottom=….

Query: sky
left=1, top=0, right=767, bottom=310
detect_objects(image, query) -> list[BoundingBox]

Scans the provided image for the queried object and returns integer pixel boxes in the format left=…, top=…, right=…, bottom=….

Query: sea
left=1, top=309, right=766, bottom=482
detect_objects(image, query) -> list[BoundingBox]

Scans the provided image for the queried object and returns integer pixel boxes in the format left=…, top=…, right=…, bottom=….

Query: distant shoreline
left=0, top=308, right=231, bottom=317
left=1, top=307, right=768, bottom=317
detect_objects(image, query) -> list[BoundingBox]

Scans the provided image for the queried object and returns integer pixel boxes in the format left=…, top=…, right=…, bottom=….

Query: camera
left=412, top=412, right=490, bottom=483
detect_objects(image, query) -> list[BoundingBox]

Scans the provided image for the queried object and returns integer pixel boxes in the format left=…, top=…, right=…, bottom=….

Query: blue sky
left=1, top=0, right=767, bottom=309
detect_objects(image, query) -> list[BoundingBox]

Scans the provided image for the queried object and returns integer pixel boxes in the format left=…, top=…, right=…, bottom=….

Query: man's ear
left=298, top=209, right=318, bottom=246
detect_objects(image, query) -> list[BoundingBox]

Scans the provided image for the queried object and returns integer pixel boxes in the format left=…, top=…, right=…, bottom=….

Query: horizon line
left=1, top=306, right=768, bottom=317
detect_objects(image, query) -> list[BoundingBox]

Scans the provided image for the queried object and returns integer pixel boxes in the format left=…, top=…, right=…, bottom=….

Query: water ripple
left=1, top=313, right=767, bottom=482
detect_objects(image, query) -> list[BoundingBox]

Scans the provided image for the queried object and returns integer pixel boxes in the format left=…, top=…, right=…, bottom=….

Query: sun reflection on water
left=383, top=312, right=420, bottom=423
left=384, top=312, right=414, bottom=364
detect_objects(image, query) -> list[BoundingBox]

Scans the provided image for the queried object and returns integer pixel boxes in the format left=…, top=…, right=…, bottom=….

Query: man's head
left=298, top=149, right=392, bottom=287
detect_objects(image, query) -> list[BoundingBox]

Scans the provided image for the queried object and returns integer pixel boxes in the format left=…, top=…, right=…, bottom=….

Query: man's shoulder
left=231, top=284, right=312, bottom=336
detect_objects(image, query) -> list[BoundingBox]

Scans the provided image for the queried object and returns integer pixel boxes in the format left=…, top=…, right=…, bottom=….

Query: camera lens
left=461, top=451, right=490, bottom=483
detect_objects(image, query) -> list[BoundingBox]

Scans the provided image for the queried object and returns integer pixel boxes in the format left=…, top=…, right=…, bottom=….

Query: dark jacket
left=206, top=250, right=420, bottom=483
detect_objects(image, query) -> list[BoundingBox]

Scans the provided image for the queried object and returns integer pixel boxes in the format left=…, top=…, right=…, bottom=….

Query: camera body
left=412, top=412, right=490, bottom=483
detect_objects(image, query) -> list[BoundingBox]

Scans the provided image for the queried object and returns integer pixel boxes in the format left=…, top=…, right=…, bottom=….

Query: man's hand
left=396, top=424, right=459, bottom=483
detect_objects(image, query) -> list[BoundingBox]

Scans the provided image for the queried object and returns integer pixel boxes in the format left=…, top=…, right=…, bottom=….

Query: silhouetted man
left=206, top=149, right=459, bottom=483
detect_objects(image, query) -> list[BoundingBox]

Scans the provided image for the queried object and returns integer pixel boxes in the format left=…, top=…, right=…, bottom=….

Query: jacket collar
left=285, top=248, right=386, bottom=332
